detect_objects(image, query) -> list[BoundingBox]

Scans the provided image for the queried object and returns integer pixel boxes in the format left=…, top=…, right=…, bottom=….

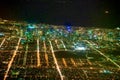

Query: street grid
left=0, top=24, right=120, bottom=80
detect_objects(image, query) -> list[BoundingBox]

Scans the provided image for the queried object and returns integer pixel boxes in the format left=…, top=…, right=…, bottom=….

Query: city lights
left=0, top=20, right=120, bottom=80
left=74, top=46, right=86, bottom=50
left=28, top=24, right=35, bottom=29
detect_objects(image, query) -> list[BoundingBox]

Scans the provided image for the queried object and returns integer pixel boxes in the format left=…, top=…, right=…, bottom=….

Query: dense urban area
left=0, top=19, right=120, bottom=80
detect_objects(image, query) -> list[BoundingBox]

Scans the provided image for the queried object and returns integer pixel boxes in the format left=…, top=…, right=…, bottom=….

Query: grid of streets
left=0, top=24, right=120, bottom=80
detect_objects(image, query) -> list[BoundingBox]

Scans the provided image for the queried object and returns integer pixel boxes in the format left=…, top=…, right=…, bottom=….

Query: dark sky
left=0, top=0, right=120, bottom=27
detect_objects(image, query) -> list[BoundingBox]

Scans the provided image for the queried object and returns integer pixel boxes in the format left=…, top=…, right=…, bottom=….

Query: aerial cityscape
left=0, top=19, right=120, bottom=80
left=0, top=0, right=120, bottom=80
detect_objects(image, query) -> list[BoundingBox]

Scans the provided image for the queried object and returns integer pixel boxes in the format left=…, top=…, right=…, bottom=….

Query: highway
left=49, top=40, right=63, bottom=80
left=3, top=38, right=21, bottom=80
